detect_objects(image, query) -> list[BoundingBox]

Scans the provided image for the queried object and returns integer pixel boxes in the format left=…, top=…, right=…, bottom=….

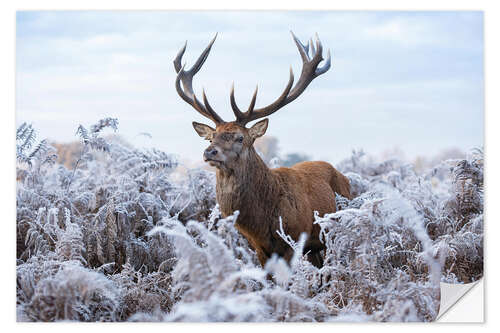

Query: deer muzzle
left=203, top=147, right=219, bottom=161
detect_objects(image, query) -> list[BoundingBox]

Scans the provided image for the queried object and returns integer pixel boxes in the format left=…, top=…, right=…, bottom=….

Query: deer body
left=215, top=143, right=351, bottom=266
left=172, top=32, right=351, bottom=267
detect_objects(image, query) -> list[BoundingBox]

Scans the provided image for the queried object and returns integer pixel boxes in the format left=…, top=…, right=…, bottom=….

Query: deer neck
left=215, top=147, right=278, bottom=218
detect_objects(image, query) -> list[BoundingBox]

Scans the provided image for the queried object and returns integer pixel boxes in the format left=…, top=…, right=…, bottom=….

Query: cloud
left=16, top=11, right=483, bottom=163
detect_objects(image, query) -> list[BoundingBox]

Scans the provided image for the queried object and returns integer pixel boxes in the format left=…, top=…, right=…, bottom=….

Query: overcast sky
left=16, top=11, right=483, bottom=164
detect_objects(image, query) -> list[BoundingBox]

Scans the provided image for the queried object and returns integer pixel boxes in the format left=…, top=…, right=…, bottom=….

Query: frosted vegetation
left=16, top=119, right=483, bottom=322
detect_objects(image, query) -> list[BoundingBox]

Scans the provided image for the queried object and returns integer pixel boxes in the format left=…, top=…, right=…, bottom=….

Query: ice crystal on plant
left=16, top=121, right=483, bottom=322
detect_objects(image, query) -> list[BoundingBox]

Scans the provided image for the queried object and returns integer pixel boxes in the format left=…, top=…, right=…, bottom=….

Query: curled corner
left=437, top=279, right=484, bottom=322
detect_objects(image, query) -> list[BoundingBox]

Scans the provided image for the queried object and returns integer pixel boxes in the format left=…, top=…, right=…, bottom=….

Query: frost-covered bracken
left=16, top=120, right=483, bottom=322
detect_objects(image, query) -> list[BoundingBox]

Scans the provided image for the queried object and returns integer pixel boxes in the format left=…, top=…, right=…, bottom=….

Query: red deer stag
left=173, top=32, right=351, bottom=268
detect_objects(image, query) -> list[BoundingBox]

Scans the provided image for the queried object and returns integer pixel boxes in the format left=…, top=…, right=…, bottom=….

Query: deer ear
left=192, top=122, right=215, bottom=140
left=249, top=119, right=268, bottom=139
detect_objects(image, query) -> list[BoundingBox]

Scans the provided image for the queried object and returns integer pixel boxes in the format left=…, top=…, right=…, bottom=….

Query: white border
left=3, top=0, right=496, bottom=331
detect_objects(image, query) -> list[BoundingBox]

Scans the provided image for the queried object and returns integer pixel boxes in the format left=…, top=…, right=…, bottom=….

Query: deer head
left=173, top=32, right=331, bottom=172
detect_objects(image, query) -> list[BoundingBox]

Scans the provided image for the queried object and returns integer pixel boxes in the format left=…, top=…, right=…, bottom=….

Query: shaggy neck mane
left=215, top=147, right=279, bottom=219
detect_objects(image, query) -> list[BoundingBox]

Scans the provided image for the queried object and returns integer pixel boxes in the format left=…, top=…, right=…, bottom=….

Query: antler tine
left=202, top=88, right=222, bottom=122
left=247, top=86, right=258, bottom=114
left=292, top=31, right=310, bottom=63
left=233, top=31, right=331, bottom=125
left=316, top=49, right=331, bottom=76
left=190, top=33, right=218, bottom=76
left=173, top=34, right=225, bottom=124
left=173, top=41, right=187, bottom=73
left=309, top=38, right=315, bottom=59
left=231, top=84, right=260, bottom=121
left=230, top=82, right=245, bottom=121
left=313, top=33, right=323, bottom=61
left=232, top=67, right=294, bottom=125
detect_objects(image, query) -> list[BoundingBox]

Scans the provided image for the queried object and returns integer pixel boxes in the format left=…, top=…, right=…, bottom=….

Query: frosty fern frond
left=76, top=125, right=90, bottom=143
left=16, top=122, right=36, bottom=155
left=16, top=120, right=483, bottom=322
left=90, top=117, right=119, bottom=134
left=76, top=118, right=118, bottom=151
left=67, top=118, right=120, bottom=190
left=16, top=123, right=56, bottom=168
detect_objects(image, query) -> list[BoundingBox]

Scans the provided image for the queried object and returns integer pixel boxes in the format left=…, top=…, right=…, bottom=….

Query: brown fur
left=196, top=122, right=351, bottom=268
left=176, top=32, right=345, bottom=268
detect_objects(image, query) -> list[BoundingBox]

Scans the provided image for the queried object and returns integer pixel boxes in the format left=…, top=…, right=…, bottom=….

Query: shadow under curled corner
left=437, top=279, right=484, bottom=322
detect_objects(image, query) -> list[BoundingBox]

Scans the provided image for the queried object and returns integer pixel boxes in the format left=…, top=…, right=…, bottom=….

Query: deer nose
left=204, top=148, right=218, bottom=159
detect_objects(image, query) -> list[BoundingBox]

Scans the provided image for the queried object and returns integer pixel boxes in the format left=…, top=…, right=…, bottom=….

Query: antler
left=230, top=31, right=331, bottom=125
left=174, top=33, right=225, bottom=124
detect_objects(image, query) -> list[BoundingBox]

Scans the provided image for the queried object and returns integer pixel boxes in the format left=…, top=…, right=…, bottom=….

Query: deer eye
left=236, top=136, right=243, bottom=143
